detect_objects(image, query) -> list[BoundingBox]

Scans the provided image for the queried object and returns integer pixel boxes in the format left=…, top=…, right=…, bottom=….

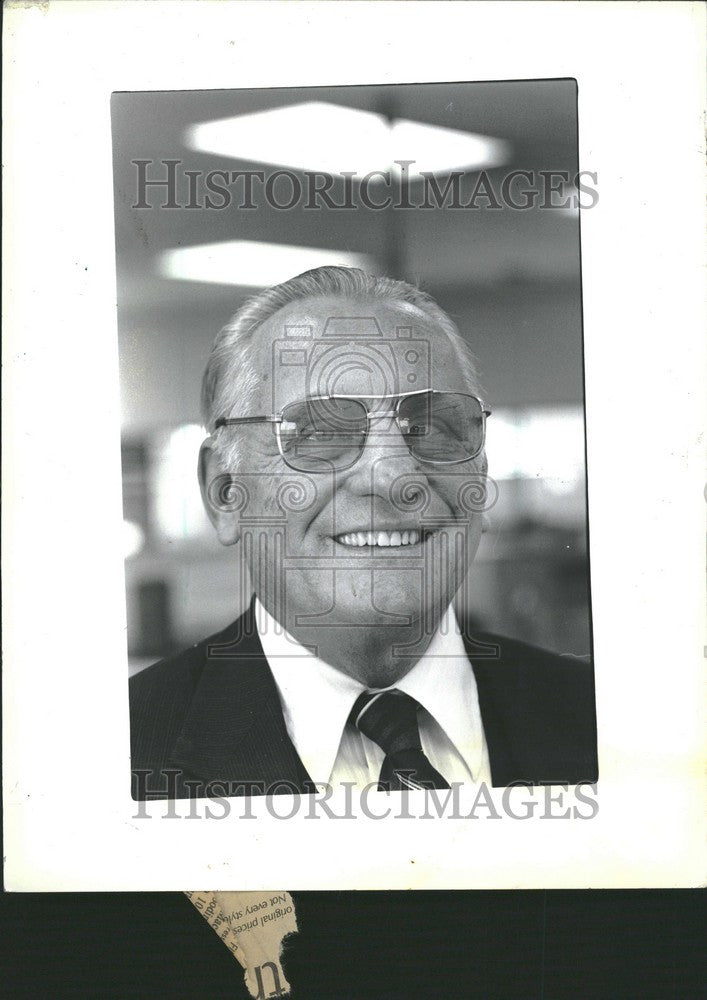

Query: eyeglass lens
left=278, top=393, right=484, bottom=472
left=399, top=392, right=483, bottom=463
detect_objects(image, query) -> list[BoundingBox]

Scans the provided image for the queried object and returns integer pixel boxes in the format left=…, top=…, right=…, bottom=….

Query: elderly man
left=130, top=266, right=597, bottom=799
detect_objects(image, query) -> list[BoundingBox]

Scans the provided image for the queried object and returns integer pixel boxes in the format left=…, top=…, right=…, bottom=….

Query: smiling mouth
left=334, top=529, right=430, bottom=548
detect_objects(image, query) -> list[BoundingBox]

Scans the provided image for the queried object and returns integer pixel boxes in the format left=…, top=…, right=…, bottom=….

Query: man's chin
left=304, top=587, right=441, bottom=632
left=271, top=567, right=454, bottom=631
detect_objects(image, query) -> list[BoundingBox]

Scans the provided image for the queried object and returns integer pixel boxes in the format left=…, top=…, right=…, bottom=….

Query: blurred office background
left=112, top=81, right=591, bottom=673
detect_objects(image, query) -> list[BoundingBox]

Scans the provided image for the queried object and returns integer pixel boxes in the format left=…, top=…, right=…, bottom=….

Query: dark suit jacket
left=130, top=601, right=598, bottom=799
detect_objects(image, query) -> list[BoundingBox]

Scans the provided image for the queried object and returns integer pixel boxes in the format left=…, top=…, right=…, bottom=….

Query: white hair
left=201, top=266, right=482, bottom=466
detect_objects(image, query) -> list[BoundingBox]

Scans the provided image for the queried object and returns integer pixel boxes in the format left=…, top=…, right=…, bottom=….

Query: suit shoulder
left=466, top=629, right=593, bottom=678
left=130, top=615, right=248, bottom=698
left=128, top=637, right=207, bottom=753
left=128, top=615, right=251, bottom=773
left=129, top=639, right=204, bottom=700
left=128, top=615, right=252, bottom=738
left=466, top=630, right=598, bottom=784
left=465, top=629, right=596, bottom=723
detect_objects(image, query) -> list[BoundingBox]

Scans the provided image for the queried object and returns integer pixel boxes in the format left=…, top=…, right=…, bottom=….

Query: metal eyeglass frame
left=213, top=389, right=491, bottom=472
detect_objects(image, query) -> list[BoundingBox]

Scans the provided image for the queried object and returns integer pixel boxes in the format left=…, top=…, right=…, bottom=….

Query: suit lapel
left=168, top=603, right=312, bottom=793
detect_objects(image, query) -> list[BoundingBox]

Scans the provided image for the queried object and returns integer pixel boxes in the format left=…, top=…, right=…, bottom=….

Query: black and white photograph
left=113, top=81, right=599, bottom=803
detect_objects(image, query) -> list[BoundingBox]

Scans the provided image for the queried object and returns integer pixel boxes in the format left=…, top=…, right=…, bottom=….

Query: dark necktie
left=350, top=689, right=451, bottom=791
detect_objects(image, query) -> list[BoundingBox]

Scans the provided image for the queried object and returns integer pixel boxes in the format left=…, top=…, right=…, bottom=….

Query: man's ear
left=479, top=451, right=490, bottom=533
left=198, top=437, right=241, bottom=546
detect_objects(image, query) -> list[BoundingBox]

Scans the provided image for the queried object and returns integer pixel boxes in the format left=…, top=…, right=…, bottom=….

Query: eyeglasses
left=214, top=390, right=491, bottom=473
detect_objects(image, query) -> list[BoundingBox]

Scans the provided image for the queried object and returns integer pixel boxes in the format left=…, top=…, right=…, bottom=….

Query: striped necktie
left=350, top=689, right=451, bottom=791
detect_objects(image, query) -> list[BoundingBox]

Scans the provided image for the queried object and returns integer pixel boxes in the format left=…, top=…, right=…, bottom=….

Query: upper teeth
left=336, top=530, right=422, bottom=547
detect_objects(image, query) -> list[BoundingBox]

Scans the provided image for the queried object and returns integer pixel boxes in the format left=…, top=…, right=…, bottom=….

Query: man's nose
left=346, top=415, right=420, bottom=491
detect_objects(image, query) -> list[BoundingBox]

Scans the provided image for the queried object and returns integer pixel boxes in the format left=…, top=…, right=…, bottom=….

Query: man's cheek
left=260, top=483, right=281, bottom=514
left=255, top=472, right=325, bottom=528
left=433, top=466, right=493, bottom=518
left=427, top=481, right=463, bottom=521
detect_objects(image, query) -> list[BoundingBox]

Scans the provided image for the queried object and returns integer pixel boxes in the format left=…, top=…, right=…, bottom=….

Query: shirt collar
left=254, top=599, right=366, bottom=787
left=254, top=599, right=482, bottom=785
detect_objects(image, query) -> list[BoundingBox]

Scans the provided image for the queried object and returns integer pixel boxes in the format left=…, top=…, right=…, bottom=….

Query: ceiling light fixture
left=185, top=101, right=510, bottom=176
left=159, top=240, right=375, bottom=288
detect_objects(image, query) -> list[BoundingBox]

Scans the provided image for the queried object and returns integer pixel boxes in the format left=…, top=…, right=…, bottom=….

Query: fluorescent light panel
left=185, top=101, right=510, bottom=175
left=160, top=240, right=375, bottom=288
left=153, top=425, right=211, bottom=542
left=487, top=407, right=585, bottom=483
left=123, top=520, right=145, bottom=559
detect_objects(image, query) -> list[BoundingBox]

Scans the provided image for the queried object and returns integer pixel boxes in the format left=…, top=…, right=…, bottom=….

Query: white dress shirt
left=255, top=599, right=491, bottom=789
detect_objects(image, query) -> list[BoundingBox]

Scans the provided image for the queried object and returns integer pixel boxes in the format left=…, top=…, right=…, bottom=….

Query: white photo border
left=3, top=0, right=705, bottom=890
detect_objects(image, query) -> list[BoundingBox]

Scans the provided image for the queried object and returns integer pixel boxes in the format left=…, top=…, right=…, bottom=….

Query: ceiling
left=111, top=80, right=584, bottom=429
left=112, top=79, right=580, bottom=314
